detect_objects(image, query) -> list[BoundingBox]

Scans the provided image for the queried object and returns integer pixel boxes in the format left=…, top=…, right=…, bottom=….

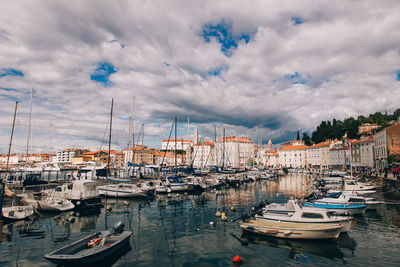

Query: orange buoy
left=232, top=255, right=242, bottom=263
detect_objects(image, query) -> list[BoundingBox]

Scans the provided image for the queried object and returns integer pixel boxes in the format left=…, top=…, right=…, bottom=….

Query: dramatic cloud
left=0, top=0, right=399, bottom=153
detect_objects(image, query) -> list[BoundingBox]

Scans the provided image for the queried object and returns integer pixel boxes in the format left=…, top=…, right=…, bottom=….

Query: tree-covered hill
left=309, top=109, right=400, bottom=144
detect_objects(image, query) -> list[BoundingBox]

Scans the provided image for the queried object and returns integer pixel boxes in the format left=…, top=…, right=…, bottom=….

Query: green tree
left=302, top=132, right=312, bottom=146
left=296, top=131, right=300, bottom=140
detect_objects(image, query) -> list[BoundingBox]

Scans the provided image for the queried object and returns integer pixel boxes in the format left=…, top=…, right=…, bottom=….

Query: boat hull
left=240, top=220, right=341, bottom=240
left=256, top=216, right=354, bottom=233
left=44, top=231, right=132, bottom=265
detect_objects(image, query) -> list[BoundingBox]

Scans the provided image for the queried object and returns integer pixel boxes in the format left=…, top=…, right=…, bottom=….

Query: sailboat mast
left=5, top=102, right=18, bottom=180
left=107, top=98, right=113, bottom=176
left=25, top=89, right=33, bottom=175
left=1, top=102, right=18, bottom=219
left=174, top=116, right=177, bottom=173
left=222, top=128, right=225, bottom=169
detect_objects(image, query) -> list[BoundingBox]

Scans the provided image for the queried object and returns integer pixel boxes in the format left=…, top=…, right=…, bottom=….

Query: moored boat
left=240, top=219, right=342, bottom=239
left=44, top=221, right=132, bottom=265
left=258, top=200, right=354, bottom=232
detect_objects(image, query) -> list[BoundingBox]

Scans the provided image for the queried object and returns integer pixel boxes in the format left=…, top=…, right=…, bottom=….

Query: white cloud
left=0, top=0, right=399, bottom=153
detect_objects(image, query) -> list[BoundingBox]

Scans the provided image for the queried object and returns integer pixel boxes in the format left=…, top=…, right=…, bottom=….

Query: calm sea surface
left=1, top=174, right=400, bottom=267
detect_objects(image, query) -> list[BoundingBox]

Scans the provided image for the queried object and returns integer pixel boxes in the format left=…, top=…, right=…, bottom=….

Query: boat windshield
left=301, top=212, right=324, bottom=219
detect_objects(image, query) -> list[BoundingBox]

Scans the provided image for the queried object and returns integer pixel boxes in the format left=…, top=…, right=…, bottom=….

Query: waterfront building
left=329, top=146, right=350, bottom=169
left=0, top=154, right=19, bottom=165
left=278, top=140, right=308, bottom=168
left=56, top=149, right=89, bottom=165
left=374, top=122, right=400, bottom=169
left=192, top=141, right=215, bottom=168
left=191, top=136, right=254, bottom=169
left=358, top=123, right=380, bottom=135
left=161, top=139, right=192, bottom=151
left=306, top=141, right=332, bottom=169
left=154, top=151, right=184, bottom=166
left=122, top=145, right=155, bottom=165
left=351, top=137, right=374, bottom=168
left=72, top=150, right=125, bottom=168
left=215, top=136, right=254, bottom=169
left=265, top=150, right=279, bottom=168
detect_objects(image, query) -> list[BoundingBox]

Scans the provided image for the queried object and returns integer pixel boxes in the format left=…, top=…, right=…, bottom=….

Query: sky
left=0, top=0, right=400, bottom=154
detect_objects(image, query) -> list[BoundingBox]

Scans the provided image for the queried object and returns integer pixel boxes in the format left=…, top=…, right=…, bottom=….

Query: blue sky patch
left=0, top=68, right=24, bottom=78
left=291, top=17, right=304, bottom=25
left=285, top=72, right=310, bottom=84
left=201, top=21, right=251, bottom=57
left=207, top=65, right=228, bottom=80
left=90, top=62, right=118, bottom=87
left=0, top=87, right=17, bottom=91
left=397, top=70, right=400, bottom=81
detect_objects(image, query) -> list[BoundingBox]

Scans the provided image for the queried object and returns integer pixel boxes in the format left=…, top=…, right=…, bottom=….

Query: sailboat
left=0, top=102, right=35, bottom=223
left=155, top=116, right=189, bottom=194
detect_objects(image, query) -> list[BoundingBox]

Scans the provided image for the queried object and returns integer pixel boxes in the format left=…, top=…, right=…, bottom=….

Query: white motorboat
left=44, top=180, right=102, bottom=209
left=1, top=205, right=34, bottom=222
left=342, top=179, right=376, bottom=191
left=315, top=192, right=381, bottom=210
left=258, top=200, right=354, bottom=232
left=186, top=176, right=208, bottom=191
left=38, top=198, right=75, bottom=212
left=98, top=183, right=150, bottom=198
left=19, top=191, right=75, bottom=212
left=302, top=202, right=367, bottom=215
left=155, top=176, right=189, bottom=193
left=240, top=219, right=342, bottom=240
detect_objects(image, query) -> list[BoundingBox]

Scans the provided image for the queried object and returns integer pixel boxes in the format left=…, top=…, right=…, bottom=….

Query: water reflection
left=235, top=231, right=357, bottom=261
left=1, top=174, right=400, bottom=266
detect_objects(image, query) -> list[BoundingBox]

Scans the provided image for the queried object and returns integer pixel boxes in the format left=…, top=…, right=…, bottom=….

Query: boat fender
left=230, top=207, right=236, bottom=212
left=215, top=211, right=221, bottom=217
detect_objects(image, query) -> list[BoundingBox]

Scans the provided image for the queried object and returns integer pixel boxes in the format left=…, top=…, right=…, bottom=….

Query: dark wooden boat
left=44, top=221, right=132, bottom=265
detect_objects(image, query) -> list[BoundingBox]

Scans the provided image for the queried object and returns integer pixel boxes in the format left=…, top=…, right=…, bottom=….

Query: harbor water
left=1, top=174, right=400, bottom=266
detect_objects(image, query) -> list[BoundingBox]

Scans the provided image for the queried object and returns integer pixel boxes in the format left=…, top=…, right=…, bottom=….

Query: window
left=302, top=213, right=324, bottom=219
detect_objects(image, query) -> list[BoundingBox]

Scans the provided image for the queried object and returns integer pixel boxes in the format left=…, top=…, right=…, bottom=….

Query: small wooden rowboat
left=240, top=219, right=342, bottom=240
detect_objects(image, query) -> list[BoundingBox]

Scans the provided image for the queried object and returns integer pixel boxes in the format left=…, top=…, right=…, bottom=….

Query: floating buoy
left=122, top=200, right=130, bottom=206
left=216, top=211, right=221, bottom=217
left=209, top=221, right=215, bottom=226
left=230, top=207, right=236, bottom=212
left=221, top=212, right=227, bottom=221
left=196, top=228, right=200, bottom=231
left=232, top=255, right=243, bottom=263
left=106, top=205, right=112, bottom=212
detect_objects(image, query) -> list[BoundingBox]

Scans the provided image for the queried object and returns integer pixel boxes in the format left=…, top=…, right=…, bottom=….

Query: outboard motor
left=112, top=221, right=125, bottom=235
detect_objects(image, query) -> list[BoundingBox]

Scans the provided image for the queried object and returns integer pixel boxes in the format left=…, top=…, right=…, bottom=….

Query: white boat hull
left=38, top=200, right=75, bottom=212
left=98, top=187, right=148, bottom=198
left=256, top=216, right=354, bottom=233
left=240, top=220, right=341, bottom=239
left=1, top=205, right=34, bottom=221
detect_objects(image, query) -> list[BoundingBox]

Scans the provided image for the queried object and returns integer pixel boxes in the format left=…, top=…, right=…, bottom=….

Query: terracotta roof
left=162, top=139, right=192, bottom=143
left=314, top=141, right=332, bottom=147
left=279, top=145, right=309, bottom=151
left=195, top=141, right=214, bottom=146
